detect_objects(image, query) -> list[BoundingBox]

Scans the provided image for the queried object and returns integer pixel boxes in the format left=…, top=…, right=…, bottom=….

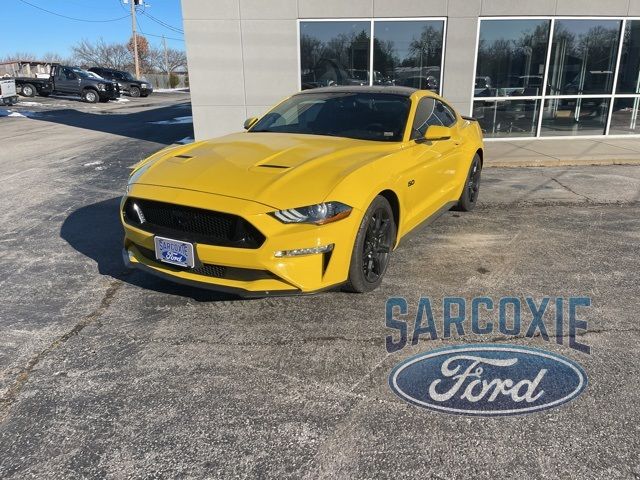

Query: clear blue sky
left=2, top=0, right=185, bottom=58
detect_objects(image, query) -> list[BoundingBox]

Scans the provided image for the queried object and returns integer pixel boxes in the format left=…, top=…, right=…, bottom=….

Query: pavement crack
left=549, top=176, right=594, bottom=202
left=0, top=280, right=122, bottom=423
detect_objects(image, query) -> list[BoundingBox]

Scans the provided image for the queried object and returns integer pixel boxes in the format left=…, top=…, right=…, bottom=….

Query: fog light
left=274, top=244, right=334, bottom=258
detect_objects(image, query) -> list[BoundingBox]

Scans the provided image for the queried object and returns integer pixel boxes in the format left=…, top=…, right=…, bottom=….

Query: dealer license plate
left=154, top=236, right=195, bottom=268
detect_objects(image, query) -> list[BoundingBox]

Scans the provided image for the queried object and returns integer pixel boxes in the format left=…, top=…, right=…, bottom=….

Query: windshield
left=117, top=71, right=135, bottom=81
left=250, top=92, right=411, bottom=142
left=85, top=71, right=104, bottom=80
left=70, top=67, right=96, bottom=79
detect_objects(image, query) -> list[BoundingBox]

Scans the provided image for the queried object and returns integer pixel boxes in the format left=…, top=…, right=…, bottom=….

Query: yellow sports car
left=121, top=87, right=484, bottom=296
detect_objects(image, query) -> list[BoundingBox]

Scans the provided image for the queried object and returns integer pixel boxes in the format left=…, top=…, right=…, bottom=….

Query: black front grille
left=123, top=198, right=265, bottom=249
left=135, top=244, right=275, bottom=281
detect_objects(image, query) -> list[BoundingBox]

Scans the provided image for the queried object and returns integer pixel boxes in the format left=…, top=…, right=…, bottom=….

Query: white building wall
left=182, top=0, right=635, bottom=140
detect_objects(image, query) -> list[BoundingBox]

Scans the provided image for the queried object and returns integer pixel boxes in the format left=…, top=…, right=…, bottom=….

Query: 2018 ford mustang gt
left=121, top=86, right=484, bottom=296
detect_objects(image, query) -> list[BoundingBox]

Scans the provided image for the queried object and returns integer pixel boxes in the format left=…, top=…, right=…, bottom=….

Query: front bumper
left=99, top=89, right=120, bottom=100
left=121, top=185, right=362, bottom=295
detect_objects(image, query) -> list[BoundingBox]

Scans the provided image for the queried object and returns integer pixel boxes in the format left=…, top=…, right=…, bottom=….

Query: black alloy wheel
left=362, top=207, right=393, bottom=283
left=344, top=195, right=396, bottom=293
left=454, top=153, right=482, bottom=212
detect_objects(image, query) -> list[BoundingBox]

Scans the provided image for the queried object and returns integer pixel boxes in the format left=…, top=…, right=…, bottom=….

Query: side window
left=434, top=101, right=457, bottom=127
left=411, top=98, right=435, bottom=139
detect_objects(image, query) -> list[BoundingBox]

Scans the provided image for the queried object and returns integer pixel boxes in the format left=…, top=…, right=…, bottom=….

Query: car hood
left=132, top=132, right=403, bottom=209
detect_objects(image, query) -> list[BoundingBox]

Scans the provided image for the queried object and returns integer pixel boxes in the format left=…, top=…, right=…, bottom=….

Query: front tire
left=455, top=153, right=482, bottom=212
left=130, top=86, right=141, bottom=97
left=343, top=196, right=396, bottom=293
left=82, top=88, right=99, bottom=103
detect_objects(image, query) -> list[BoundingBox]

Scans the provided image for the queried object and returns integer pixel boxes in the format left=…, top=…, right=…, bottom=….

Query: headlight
left=97, top=83, right=106, bottom=91
left=142, top=83, right=149, bottom=88
left=270, top=201, right=352, bottom=225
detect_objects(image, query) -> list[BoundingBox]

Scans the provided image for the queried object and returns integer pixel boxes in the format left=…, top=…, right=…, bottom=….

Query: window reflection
left=300, top=22, right=371, bottom=90
left=547, top=20, right=621, bottom=95
left=475, top=19, right=550, bottom=97
left=473, top=100, right=540, bottom=137
left=541, top=98, right=610, bottom=136
left=373, top=21, right=444, bottom=92
left=609, top=98, right=640, bottom=135
left=616, top=20, right=640, bottom=94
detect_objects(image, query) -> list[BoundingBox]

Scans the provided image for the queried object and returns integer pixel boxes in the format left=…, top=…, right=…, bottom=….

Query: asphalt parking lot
left=1, top=94, right=639, bottom=479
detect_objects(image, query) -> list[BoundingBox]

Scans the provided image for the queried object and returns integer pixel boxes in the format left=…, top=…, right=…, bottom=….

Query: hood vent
left=258, top=164, right=289, bottom=169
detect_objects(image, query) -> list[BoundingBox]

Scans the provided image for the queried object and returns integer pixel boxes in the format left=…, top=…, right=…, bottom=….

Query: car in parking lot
left=88, top=67, right=153, bottom=97
left=15, top=64, right=119, bottom=103
left=121, top=86, right=484, bottom=296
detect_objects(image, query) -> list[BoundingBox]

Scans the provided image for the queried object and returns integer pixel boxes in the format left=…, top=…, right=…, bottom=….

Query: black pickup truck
left=14, top=64, right=119, bottom=103
left=88, top=67, right=153, bottom=97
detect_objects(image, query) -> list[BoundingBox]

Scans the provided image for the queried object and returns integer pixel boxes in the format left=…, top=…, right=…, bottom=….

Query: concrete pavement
left=485, top=137, right=640, bottom=167
left=0, top=95, right=639, bottom=479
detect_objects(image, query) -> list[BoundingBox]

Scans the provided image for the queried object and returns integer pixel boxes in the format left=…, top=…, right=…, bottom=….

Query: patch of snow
left=14, top=101, right=42, bottom=107
left=0, top=109, right=39, bottom=118
left=114, top=97, right=130, bottom=103
left=175, top=136, right=194, bottom=144
left=83, top=161, right=103, bottom=167
left=154, top=88, right=189, bottom=93
left=149, top=115, right=192, bottom=125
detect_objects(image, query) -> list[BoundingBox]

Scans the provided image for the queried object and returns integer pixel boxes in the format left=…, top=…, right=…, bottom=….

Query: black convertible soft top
left=295, top=86, right=418, bottom=97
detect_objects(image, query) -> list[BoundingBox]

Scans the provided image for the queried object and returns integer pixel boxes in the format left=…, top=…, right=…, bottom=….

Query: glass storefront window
left=373, top=20, right=444, bottom=93
left=472, top=17, right=636, bottom=138
left=547, top=20, right=621, bottom=96
left=300, top=21, right=371, bottom=90
left=616, top=20, right=640, bottom=94
left=475, top=19, right=550, bottom=98
left=609, top=98, right=640, bottom=135
left=540, top=98, right=610, bottom=136
left=473, top=100, right=541, bottom=138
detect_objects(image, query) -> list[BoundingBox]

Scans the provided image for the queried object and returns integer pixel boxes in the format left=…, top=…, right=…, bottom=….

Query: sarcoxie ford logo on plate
left=389, top=344, right=587, bottom=416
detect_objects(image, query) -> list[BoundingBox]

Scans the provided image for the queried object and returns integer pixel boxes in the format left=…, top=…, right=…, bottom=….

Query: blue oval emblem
left=389, top=344, right=587, bottom=416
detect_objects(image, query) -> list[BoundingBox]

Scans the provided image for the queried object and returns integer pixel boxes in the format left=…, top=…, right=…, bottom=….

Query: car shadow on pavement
left=60, top=197, right=240, bottom=302
left=28, top=102, right=193, bottom=145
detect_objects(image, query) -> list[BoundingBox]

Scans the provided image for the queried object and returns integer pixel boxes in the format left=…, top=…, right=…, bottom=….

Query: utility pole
left=129, top=0, right=140, bottom=79
left=162, top=35, right=169, bottom=75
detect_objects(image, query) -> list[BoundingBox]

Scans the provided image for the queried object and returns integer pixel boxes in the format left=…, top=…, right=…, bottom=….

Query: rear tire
left=454, top=153, right=482, bottom=212
left=130, top=86, right=141, bottom=97
left=21, top=83, right=36, bottom=97
left=82, top=88, right=99, bottom=103
left=343, top=196, right=396, bottom=293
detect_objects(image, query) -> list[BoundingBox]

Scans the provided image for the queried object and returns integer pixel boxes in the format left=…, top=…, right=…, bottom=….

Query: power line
left=136, top=17, right=184, bottom=42
left=138, top=29, right=185, bottom=42
left=18, top=0, right=130, bottom=22
left=139, top=10, right=184, bottom=34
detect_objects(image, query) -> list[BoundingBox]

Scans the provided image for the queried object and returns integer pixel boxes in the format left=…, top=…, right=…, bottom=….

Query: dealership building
left=182, top=0, right=640, bottom=142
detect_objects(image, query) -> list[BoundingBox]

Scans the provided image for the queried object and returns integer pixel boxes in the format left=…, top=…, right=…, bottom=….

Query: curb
left=485, top=158, right=640, bottom=168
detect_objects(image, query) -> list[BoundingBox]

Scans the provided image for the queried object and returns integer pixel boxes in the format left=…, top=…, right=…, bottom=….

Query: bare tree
left=1, top=52, right=39, bottom=62
left=148, top=46, right=187, bottom=73
left=71, top=38, right=131, bottom=70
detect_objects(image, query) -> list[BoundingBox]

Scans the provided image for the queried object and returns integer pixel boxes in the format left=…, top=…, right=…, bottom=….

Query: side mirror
left=421, top=125, right=452, bottom=142
left=243, top=117, right=259, bottom=130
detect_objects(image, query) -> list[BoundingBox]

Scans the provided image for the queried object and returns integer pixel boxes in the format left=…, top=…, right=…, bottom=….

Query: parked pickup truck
left=88, top=67, right=153, bottom=97
left=0, top=78, right=19, bottom=106
left=14, top=65, right=119, bottom=103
